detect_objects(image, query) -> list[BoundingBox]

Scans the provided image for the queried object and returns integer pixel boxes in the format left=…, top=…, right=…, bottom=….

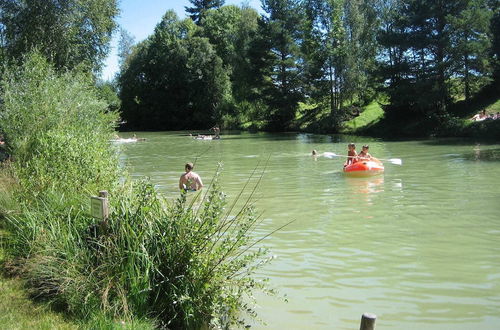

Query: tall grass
left=0, top=52, right=120, bottom=201
left=0, top=52, right=275, bottom=328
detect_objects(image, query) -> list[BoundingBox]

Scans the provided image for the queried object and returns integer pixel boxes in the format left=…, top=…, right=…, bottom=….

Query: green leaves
left=0, top=51, right=120, bottom=198
left=118, top=11, right=230, bottom=130
left=0, top=0, right=118, bottom=72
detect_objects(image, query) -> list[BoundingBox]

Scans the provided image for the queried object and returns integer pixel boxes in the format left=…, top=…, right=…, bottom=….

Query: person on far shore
left=179, top=162, right=203, bottom=192
left=344, top=143, right=357, bottom=167
left=358, top=145, right=372, bottom=161
left=471, top=110, right=489, bottom=121
left=211, top=125, right=220, bottom=139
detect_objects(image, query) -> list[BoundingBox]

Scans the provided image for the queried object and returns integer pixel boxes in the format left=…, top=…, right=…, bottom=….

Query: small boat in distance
left=191, top=134, right=220, bottom=140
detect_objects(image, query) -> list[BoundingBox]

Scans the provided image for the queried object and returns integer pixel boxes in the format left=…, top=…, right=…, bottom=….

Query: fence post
left=360, top=313, right=376, bottom=330
left=98, top=190, right=109, bottom=221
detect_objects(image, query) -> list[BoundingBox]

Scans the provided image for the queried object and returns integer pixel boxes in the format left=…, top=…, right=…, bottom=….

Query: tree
left=201, top=5, right=260, bottom=101
left=301, top=0, right=379, bottom=128
left=378, top=0, right=494, bottom=119
left=185, top=0, right=225, bottom=25
left=117, top=28, right=136, bottom=70
left=260, top=0, right=304, bottom=130
left=302, top=0, right=347, bottom=125
left=448, top=0, right=493, bottom=100
left=488, top=0, right=500, bottom=83
left=0, top=0, right=118, bottom=72
left=342, top=0, right=379, bottom=104
left=118, top=10, right=230, bottom=130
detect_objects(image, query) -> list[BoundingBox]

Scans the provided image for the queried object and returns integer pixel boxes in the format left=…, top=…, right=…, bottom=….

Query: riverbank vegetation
left=112, top=0, right=500, bottom=138
left=0, top=52, right=274, bottom=327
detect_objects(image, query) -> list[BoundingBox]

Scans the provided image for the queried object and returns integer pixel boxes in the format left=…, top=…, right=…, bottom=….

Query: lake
left=117, top=131, right=500, bottom=329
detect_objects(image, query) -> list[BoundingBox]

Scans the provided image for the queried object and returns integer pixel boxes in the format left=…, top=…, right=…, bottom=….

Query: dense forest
left=117, top=0, right=500, bottom=134
left=1, top=0, right=499, bottom=136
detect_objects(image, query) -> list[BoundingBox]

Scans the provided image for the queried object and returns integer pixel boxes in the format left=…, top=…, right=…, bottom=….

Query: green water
left=118, top=132, right=500, bottom=329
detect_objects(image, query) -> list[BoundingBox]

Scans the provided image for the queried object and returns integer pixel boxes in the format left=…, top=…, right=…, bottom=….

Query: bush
left=4, top=176, right=272, bottom=328
left=0, top=52, right=120, bottom=200
left=0, top=51, right=274, bottom=328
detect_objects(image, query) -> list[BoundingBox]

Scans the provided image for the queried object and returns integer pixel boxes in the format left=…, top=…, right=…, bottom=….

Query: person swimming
left=179, top=162, right=203, bottom=191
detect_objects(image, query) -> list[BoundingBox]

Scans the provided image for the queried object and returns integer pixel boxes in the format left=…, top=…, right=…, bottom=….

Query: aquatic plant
left=0, top=52, right=276, bottom=328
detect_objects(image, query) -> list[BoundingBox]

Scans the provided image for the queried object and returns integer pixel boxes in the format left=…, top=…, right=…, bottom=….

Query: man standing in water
left=179, top=162, right=203, bottom=191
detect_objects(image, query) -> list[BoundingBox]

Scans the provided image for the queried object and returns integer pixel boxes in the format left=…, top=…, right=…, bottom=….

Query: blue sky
left=101, top=0, right=263, bottom=80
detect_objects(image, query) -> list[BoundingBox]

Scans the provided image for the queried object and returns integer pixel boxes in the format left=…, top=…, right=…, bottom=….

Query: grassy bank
left=0, top=268, right=78, bottom=329
left=340, top=102, right=384, bottom=134
left=340, top=94, right=500, bottom=139
left=0, top=52, right=273, bottom=328
left=0, top=228, right=77, bottom=330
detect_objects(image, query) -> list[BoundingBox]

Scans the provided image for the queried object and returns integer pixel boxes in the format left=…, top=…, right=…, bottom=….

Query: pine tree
left=260, top=0, right=304, bottom=130
left=378, top=0, right=494, bottom=117
left=185, top=0, right=225, bottom=25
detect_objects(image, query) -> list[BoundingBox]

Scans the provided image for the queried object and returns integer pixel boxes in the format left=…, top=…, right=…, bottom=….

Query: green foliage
left=202, top=5, right=260, bottom=104
left=186, top=0, right=225, bottom=25
left=378, top=0, right=494, bottom=118
left=0, top=51, right=120, bottom=200
left=3, top=176, right=272, bottom=328
left=96, top=80, right=121, bottom=112
left=259, top=0, right=304, bottom=130
left=0, top=0, right=119, bottom=72
left=341, top=101, right=384, bottom=133
left=114, top=0, right=498, bottom=135
left=119, top=11, right=231, bottom=130
left=0, top=49, right=274, bottom=329
left=117, top=28, right=136, bottom=70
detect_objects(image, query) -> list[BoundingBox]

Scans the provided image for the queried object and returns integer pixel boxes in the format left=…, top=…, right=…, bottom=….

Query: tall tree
left=201, top=5, right=260, bottom=101
left=343, top=0, right=379, bottom=104
left=0, top=0, right=118, bottom=73
left=448, top=0, right=492, bottom=100
left=301, top=0, right=378, bottom=127
left=488, top=0, right=500, bottom=83
left=378, top=0, right=494, bottom=117
left=118, top=10, right=230, bottom=130
left=302, top=0, right=346, bottom=122
left=185, top=0, right=225, bottom=25
left=260, top=0, right=303, bottom=130
left=117, top=28, right=136, bottom=70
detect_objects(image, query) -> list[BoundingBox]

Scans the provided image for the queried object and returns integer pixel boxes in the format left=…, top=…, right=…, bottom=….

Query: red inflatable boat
left=343, top=159, right=384, bottom=177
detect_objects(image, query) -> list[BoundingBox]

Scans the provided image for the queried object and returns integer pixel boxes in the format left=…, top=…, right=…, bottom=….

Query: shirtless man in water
left=179, top=162, right=203, bottom=191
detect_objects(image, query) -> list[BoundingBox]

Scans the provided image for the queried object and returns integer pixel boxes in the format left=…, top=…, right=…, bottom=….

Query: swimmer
left=179, top=162, right=203, bottom=191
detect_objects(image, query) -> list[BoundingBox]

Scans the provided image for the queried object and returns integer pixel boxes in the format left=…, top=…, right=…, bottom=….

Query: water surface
left=118, top=132, right=500, bottom=329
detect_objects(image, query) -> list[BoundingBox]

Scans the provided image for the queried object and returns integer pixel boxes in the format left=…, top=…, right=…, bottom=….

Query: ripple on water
left=121, top=133, right=500, bottom=329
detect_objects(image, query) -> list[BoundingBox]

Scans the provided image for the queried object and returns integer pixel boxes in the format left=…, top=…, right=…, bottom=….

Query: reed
left=0, top=51, right=275, bottom=328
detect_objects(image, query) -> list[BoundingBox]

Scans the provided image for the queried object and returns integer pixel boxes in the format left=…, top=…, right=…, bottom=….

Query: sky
left=101, top=0, right=263, bottom=80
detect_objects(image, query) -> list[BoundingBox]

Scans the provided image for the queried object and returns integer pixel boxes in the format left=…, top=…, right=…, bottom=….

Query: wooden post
left=360, top=313, right=376, bottom=330
left=98, top=190, right=109, bottom=221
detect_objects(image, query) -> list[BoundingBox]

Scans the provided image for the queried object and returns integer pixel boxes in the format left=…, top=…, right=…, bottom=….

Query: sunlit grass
left=0, top=226, right=76, bottom=330
left=486, top=99, right=500, bottom=113
left=341, top=101, right=384, bottom=133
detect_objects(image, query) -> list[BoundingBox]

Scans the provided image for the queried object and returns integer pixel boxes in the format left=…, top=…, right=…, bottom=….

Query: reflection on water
left=345, top=176, right=384, bottom=195
left=120, top=132, right=500, bottom=330
left=467, top=146, right=500, bottom=162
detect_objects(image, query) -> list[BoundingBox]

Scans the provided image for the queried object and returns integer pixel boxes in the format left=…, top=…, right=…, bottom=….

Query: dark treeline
left=0, top=0, right=498, bottom=134
left=117, top=0, right=499, bottom=132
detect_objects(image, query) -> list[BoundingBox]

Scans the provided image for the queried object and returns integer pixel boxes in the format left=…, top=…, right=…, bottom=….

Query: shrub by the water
left=0, top=52, right=273, bottom=327
left=0, top=52, right=120, bottom=200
